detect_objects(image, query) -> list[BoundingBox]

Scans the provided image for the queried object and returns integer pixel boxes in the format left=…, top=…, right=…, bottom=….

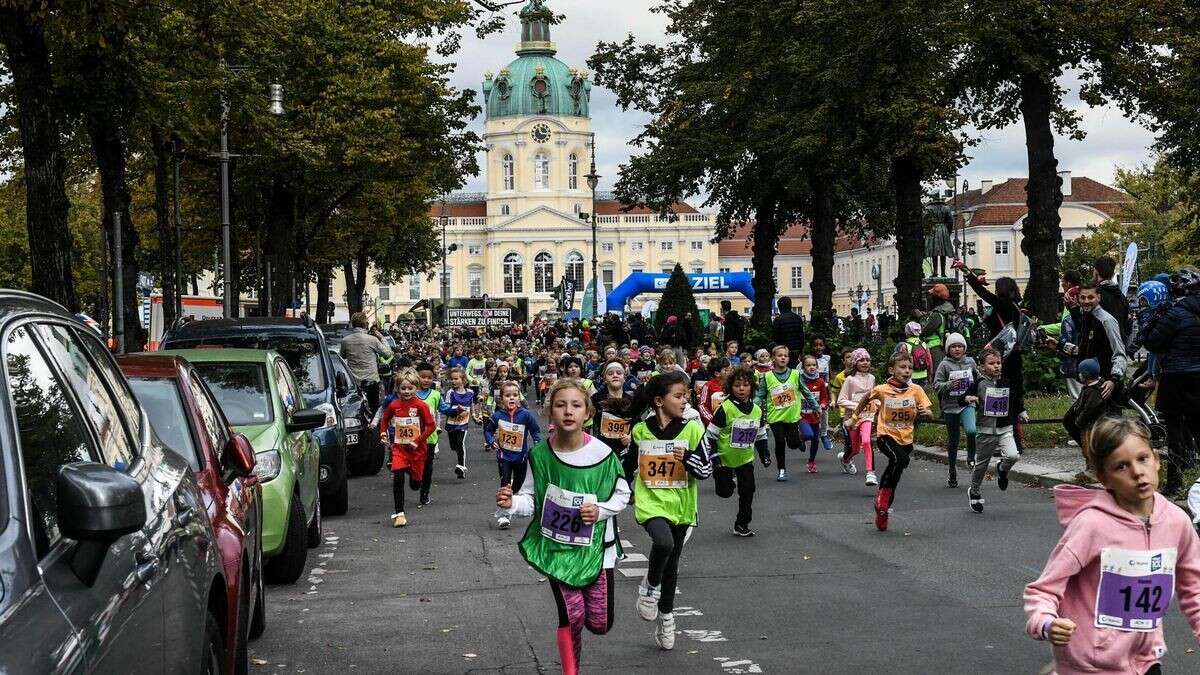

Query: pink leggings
left=551, top=568, right=613, bottom=674
left=843, top=421, right=874, bottom=471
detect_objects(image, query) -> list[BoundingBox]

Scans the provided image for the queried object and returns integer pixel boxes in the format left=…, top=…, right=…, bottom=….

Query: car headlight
left=344, top=417, right=363, bottom=431
left=253, top=450, right=282, bottom=482
left=315, top=402, right=337, bottom=429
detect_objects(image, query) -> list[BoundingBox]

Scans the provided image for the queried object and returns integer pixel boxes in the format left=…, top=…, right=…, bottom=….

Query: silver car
left=0, top=291, right=229, bottom=673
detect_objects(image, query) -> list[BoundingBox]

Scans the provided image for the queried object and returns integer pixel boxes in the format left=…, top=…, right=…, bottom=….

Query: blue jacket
left=1142, top=295, right=1200, bottom=375
left=484, top=406, right=542, bottom=462
left=440, top=389, right=476, bottom=432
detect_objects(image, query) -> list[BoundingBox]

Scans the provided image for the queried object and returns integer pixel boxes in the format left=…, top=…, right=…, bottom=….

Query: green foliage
left=654, top=264, right=701, bottom=348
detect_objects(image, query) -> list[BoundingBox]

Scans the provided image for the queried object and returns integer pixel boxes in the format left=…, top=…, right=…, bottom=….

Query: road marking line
left=620, top=539, right=634, bottom=548
left=622, top=553, right=648, bottom=563
left=618, top=567, right=647, bottom=578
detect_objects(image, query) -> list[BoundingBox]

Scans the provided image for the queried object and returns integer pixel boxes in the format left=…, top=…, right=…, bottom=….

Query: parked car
left=160, top=348, right=325, bottom=585
left=0, top=290, right=230, bottom=673
left=330, top=353, right=385, bottom=475
left=160, top=317, right=351, bottom=515
left=119, top=353, right=266, bottom=673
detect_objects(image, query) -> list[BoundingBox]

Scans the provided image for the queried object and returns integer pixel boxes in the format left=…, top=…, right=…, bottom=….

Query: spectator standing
left=1094, top=256, right=1131, bottom=342
left=340, top=311, right=394, bottom=414
left=722, top=300, right=746, bottom=348
left=771, top=296, right=806, bottom=368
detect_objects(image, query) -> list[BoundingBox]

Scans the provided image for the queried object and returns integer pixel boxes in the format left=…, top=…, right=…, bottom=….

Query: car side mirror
left=335, top=371, right=349, bottom=397
left=287, top=407, right=327, bottom=433
left=57, top=462, right=146, bottom=586
left=222, top=433, right=257, bottom=479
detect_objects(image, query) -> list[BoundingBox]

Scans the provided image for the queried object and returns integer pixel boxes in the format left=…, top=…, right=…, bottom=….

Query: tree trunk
left=316, top=267, right=332, bottom=323
left=150, top=127, right=178, bottom=329
left=0, top=10, right=78, bottom=311
left=749, top=196, right=779, bottom=329
left=808, top=177, right=836, bottom=320
left=890, top=153, right=925, bottom=319
left=1019, top=72, right=1063, bottom=322
left=266, top=177, right=295, bottom=316
left=86, top=106, right=144, bottom=352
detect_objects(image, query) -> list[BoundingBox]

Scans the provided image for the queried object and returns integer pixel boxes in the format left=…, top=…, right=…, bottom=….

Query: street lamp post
left=585, top=133, right=600, bottom=320
left=439, top=198, right=457, bottom=351
left=217, top=68, right=284, bottom=318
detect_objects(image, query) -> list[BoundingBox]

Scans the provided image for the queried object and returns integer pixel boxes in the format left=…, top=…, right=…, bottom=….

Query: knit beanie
left=945, top=332, right=966, bottom=350
left=1077, top=358, right=1101, bottom=380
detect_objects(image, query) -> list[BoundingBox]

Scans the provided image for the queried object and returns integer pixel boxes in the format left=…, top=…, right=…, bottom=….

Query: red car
left=119, top=354, right=265, bottom=674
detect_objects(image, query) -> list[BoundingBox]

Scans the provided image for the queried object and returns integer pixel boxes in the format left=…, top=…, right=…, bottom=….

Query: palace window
left=690, top=241, right=703, bottom=252
left=631, top=241, right=645, bottom=253
left=600, top=242, right=614, bottom=254
left=602, top=268, right=614, bottom=292
left=534, top=153, right=549, bottom=190
left=467, top=244, right=482, bottom=256
left=569, top=153, right=579, bottom=190
left=566, top=251, right=585, bottom=289
left=994, top=239, right=1011, bottom=270
left=408, top=274, right=421, bottom=300
left=377, top=286, right=390, bottom=301
left=503, top=252, right=523, bottom=293
left=502, top=154, right=514, bottom=191
left=500, top=204, right=511, bottom=216
left=534, top=252, right=554, bottom=293
left=661, top=241, right=673, bottom=252
left=791, top=266, right=803, bottom=290
left=468, top=269, right=482, bottom=298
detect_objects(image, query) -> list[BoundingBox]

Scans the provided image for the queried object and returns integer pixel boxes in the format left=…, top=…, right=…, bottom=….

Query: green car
left=161, top=348, right=324, bottom=584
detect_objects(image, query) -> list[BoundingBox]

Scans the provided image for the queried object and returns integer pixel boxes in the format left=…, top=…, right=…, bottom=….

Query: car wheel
left=323, top=475, right=349, bottom=516
left=234, top=579, right=250, bottom=675
left=201, top=610, right=224, bottom=675
left=249, top=561, right=266, bottom=639
left=306, top=499, right=322, bottom=548
left=264, top=494, right=308, bottom=584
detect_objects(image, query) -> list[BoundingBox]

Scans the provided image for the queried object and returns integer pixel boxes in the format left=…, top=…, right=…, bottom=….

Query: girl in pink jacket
left=1024, top=417, right=1200, bottom=674
left=836, top=348, right=877, bottom=486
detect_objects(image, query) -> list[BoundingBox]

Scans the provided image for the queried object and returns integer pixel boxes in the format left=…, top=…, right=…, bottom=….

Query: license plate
left=345, top=433, right=358, bottom=446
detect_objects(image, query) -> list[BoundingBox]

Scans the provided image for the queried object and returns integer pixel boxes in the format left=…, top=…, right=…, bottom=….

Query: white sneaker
left=655, top=612, right=676, bottom=650
left=842, top=459, right=858, bottom=475
left=636, top=577, right=661, bottom=621
left=497, top=515, right=511, bottom=530
left=864, top=471, right=878, bottom=487
left=454, top=464, right=466, bottom=479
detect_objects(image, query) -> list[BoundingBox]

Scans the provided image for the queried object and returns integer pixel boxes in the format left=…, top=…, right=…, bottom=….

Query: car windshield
left=192, top=363, right=274, bottom=426
left=168, top=333, right=328, bottom=395
left=127, top=377, right=200, bottom=470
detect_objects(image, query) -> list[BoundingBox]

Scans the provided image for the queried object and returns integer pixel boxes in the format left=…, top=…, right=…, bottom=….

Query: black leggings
left=643, top=517, right=689, bottom=614
left=498, top=459, right=528, bottom=491
left=420, top=442, right=436, bottom=498
left=714, top=462, right=755, bottom=528
left=769, top=421, right=801, bottom=471
left=877, top=436, right=913, bottom=491
left=392, top=469, right=420, bottom=512
left=448, top=429, right=467, bottom=467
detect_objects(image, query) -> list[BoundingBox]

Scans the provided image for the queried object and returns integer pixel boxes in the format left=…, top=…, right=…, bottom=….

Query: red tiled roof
left=952, top=177, right=1131, bottom=228
left=595, top=200, right=699, bottom=215
left=427, top=202, right=487, bottom=217
left=717, top=223, right=813, bottom=256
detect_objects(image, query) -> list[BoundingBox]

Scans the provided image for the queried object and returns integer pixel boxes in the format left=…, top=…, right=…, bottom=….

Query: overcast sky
left=444, top=0, right=1158, bottom=199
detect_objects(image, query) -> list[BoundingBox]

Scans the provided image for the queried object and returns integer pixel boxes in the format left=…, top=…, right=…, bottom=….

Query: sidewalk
left=913, top=441, right=1092, bottom=488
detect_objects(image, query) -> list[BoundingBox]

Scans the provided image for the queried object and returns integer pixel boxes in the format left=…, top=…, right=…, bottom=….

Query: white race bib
left=1095, top=548, right=1176, bottom=632
left=539, top=484, right=597, bottom=547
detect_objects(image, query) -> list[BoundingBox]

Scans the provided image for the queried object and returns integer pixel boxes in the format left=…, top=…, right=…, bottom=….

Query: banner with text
left=446, top=307, right=513, bottom=327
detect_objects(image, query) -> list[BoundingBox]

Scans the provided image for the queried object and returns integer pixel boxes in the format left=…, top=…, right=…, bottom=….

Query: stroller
left=1120, top=366, right=1167, bottom=450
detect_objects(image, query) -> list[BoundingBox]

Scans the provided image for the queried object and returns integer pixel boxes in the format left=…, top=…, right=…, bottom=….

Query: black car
left=0, top=290, right=234, bottom=672
left=329, top=353, right=385, bottom=475
left=161, top=317, right=352, bottom=515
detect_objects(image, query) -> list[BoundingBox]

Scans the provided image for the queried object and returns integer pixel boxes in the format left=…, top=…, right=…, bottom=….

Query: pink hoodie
left=1024, top=485, right=1200, bottom=674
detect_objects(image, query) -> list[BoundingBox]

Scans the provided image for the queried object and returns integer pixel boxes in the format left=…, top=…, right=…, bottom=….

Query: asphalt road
left=249, top=415, right=1200, bottom=674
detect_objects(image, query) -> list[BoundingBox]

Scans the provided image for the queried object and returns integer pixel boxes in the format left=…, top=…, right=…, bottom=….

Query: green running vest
left=763, top=369, right=802, bottom=424
left=630, top=420, right=705, bottom=526
left=715, top=399, right=762, bottom=468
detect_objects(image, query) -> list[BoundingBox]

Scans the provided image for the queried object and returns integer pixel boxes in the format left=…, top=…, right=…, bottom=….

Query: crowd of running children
left=364, top=288, right=1200, bottom=673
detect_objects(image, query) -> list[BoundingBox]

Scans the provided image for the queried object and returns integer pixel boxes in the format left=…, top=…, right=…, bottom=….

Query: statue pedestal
left=923, top=277, right=963, bottom=307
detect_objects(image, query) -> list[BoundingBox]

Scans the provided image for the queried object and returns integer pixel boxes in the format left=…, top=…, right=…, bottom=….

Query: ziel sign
left=608, top=272, right=755, bottom=313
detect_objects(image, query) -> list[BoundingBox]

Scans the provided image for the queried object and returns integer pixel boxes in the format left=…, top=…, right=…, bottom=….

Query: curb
left=912, top=443, right=1087, bottom=488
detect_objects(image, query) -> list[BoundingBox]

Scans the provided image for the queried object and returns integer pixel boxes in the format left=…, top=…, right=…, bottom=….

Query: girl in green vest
left=560, top=356, right=596, bottom=430
left=496, top=379, right=629, bottom=675
left=629, top=370, right=713, bottom=651
left=702, top=365, right=769, bottom=536
left=415, top=362, right=442, bottom=507
left=754, top=345, right=820, bottom=482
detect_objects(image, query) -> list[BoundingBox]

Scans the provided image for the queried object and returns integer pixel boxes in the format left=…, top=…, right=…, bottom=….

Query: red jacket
left=379, top=397, right=435, bottom=458
left=801, top=374, right=829, bottom=425
left=698, top=378, right=725, bottom=426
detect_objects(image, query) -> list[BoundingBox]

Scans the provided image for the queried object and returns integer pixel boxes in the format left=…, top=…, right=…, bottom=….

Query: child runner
left=629, top=371, right=713, bottom=650
left=837, top=348, right=877, bottom=483
left=485, top=381, right=543, bottom=529
left=852, top=352, right=933, bottom=531
left=592, top=360, right=636, bottom=459
left=415, top=362, right=442, bottom=506
left=1024, top=417, right=1200, bottom=674
left=496, top=379, right=630, bottom=675
left=697, top=357, right=731, bottom=427
left=967, top=347, right=1020, bottom=513
left=800, top=355, right=829, bottom=474
left=441, top=367, right=475, bottom=479
left=378, top=369, right=436, bottom=527
left=931, top=333, right=976, bottom=488
left=755, top=345, right=818, bottom=481
left=829, top=347, right=855, bottom=406
left=703, top=365, right=770, bottom=536
left=467, top=349, right=488, bottom=420
left=811, top=337, right=834, bottom=450
left=753, top=349, right=772, bottom=376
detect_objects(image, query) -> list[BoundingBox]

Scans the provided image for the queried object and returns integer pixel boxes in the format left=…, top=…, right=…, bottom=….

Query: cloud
left=441, top=2, right=1157, bottom=196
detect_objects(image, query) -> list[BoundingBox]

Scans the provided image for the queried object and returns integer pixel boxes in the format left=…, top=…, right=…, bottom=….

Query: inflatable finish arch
left=606, top=272, right=756, bottom=313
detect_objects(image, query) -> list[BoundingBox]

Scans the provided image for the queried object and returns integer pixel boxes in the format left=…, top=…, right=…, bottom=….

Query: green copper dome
left=482, top=1, right=591, bottom=119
